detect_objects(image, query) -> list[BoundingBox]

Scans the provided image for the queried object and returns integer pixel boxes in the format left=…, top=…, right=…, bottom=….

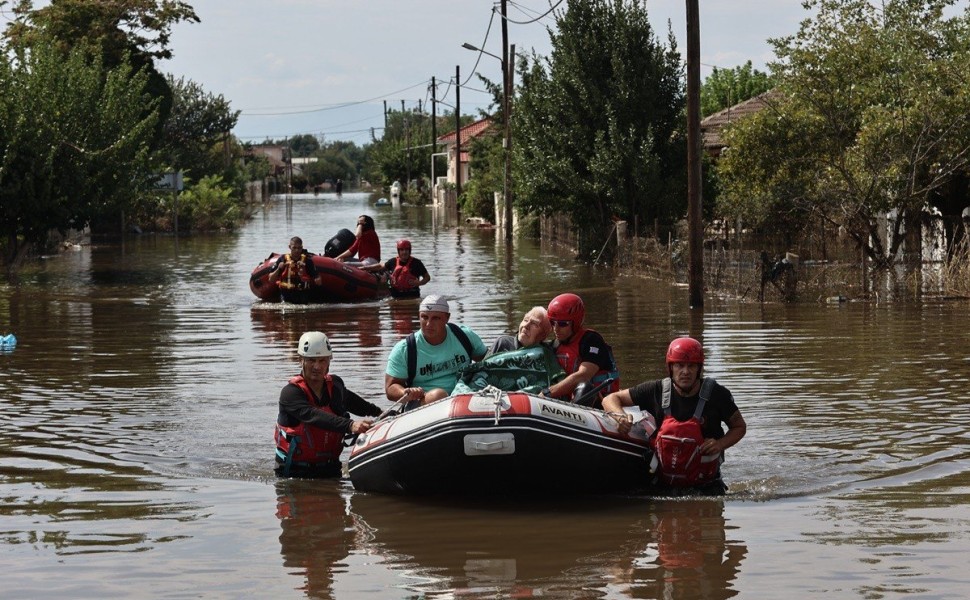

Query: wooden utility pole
left=686, top=0, right=704, bottom=309
left=455, top=65, right=462, bottom=199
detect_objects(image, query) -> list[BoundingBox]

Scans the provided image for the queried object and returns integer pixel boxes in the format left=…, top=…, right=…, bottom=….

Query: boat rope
left=475, top=385, right=507, bottom=425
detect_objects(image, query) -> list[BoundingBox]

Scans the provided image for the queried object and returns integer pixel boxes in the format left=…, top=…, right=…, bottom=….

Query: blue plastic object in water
left=0, top=333, right=16, bottom=348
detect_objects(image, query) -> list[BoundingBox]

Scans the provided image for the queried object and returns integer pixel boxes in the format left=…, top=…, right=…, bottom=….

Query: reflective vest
left=553, top=327, right=620, bottom=398
left=389, top=256, right=417, bottom=292
left=275, top=375, right=344, bottom=471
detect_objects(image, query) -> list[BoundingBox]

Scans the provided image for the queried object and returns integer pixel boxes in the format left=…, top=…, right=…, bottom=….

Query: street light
left=462, top=41, right=513, bottom=241
left=461, top=42, right=501, bottom=62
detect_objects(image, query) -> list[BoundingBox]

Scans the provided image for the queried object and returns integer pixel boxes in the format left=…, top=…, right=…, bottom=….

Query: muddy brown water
left=2, top=193, right=968, bottom=598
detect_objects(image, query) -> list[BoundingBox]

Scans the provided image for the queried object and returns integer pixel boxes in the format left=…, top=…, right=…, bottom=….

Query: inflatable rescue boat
left=348, top=386, right=657, bottom=495
left=249, top=228, right=390, bottom=303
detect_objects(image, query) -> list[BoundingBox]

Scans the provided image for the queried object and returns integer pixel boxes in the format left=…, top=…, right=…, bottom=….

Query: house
left=247, top=144, right=288, bottom=177
left=700, top=89, right=785, bottom=157
left=435, top=117, right=494, bottom=186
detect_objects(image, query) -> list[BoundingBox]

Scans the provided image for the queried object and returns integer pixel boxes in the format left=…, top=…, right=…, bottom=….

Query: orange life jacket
left=278, top=253, right=313, bottom=290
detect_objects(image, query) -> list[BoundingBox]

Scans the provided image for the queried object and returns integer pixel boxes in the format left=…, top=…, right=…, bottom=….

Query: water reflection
left=327, top=493, right=748, bottom=599
left=617, top=500, right=747, bottom=600
left=275, top=479, right=353, bottom=598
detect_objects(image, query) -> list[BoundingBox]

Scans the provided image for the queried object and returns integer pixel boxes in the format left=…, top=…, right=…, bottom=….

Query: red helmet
left=547, top=293, right=585, bottom=324
left=666, top=337, right=704, bottom=367
left=396, top=239, right=412, bottom=251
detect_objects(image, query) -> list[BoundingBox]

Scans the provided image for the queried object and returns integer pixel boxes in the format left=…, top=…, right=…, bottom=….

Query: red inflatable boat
left=249, top=253, right=390, bottom=303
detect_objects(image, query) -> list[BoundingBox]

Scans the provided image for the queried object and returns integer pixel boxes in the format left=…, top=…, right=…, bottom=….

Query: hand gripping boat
left=348, top=387, right=657, bottom=495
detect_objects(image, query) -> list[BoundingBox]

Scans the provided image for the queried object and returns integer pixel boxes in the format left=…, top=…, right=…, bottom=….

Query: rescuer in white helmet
left=274, top=331, right=382, bottom=478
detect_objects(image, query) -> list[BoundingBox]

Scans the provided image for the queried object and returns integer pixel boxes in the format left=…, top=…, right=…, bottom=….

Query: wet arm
left=710, top=410, right=746, bottom=454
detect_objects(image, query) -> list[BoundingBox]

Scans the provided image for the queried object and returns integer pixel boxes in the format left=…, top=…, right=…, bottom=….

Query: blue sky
left=159, top=1, right=813, bottom=145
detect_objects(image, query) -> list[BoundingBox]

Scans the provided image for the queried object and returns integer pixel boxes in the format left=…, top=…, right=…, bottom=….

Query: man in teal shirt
left=384, top=295, right=486, bottom=408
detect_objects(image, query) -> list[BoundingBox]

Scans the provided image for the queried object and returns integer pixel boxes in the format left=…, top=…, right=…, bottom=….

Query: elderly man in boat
left=450, top=306, right=565, bottom=396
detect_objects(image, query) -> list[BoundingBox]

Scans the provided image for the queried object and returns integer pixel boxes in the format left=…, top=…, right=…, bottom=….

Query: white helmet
left=298, top=331, right=332, bottom=358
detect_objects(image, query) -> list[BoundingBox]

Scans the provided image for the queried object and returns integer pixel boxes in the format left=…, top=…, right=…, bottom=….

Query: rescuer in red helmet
left=541, top=293, right=620, bottom=406
left=601, top=336, right=746, bottom=495
left=382, top=239, right=431, bottom=298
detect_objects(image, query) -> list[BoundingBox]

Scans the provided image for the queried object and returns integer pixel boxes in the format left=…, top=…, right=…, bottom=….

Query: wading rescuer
left=384, top=239, right=430, bottom=298
left=275, top=331, right=382, bottom=478
left=541, top=293, right=620, bottom=406
left=601, top=336, right=747, bottom=495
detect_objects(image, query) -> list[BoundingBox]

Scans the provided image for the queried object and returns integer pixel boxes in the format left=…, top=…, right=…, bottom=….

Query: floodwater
left=1, top=192, right=968, bottom=599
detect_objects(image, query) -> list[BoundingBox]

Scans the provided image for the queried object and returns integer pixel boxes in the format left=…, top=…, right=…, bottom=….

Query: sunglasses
left=551, top=320, right=572, bottom=327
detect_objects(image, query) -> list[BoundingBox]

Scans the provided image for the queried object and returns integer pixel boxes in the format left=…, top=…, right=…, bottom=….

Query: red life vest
left=278, top=253, right=313, bottom=290
left=652, top=377, right=722, bottom=487
left=274, top=375, right=345, bottom=466
left=389, top=256, right=416, bottom=292
left=553, top=327, right=620, bottom=398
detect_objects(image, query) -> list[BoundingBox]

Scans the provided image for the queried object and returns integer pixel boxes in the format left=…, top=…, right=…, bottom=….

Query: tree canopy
left=716, top=0, right=970, bottom=270
left=0, top=42, right=159, bottom=269
left=512, top=0, right=686, bottom=257
left=700, top=61, right=775, bottom=117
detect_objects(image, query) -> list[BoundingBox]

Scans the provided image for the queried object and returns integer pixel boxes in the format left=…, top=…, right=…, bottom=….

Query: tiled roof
left=701, top=89, right=785, bottom=150
left=437, top=117, right=494, bottom=144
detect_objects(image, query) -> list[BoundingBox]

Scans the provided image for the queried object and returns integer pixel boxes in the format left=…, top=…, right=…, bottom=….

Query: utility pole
left=455, top=65, right=462, bottom=199
left=686, top=0, right=704, bottom=309
left=431, top=77, right=438, bottom=146
left=431, top=77, right=438, bottom=203
left=502, top=0, right=513, bottom=242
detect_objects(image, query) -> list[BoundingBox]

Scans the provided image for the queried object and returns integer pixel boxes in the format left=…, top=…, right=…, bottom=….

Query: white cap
left=419, top=294, right=450, bottom=314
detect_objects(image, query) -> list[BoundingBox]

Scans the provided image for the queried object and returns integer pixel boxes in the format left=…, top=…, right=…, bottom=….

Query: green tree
left=716, top=0, right=970, bottom=273
left=5, top=0, right=200, bottom=140
left=700, top=61, right=775, bottom=117
left=513, top=0, right=686, bottom=258
left=365, top=108, right=444, bottom=191
left=0, top=42, right=159, bottom=271
left=161, top=74, right=239, bottom=181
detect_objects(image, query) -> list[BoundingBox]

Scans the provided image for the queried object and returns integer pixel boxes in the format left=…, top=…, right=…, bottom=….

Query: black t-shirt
left=628, top=378, right=740, bottom=440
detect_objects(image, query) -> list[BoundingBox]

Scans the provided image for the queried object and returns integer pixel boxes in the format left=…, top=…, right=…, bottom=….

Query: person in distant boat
left=384, top=295, right=487, bottom=409
left=383, top=239, right=430, bottom=298
left=275, top=331, right=382, bottom=478
left=488, top=306, right=553, bottom=355
left=601, top=336, right=746, bottom=496
left=269, top=236, right=322, bottom=302
left=335, top=214, right=382, bottom=272
left=541, top=293, right=620, bottom=406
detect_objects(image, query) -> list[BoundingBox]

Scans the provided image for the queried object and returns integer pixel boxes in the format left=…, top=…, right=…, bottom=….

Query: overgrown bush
left=177, top=175, right=240, bottom=231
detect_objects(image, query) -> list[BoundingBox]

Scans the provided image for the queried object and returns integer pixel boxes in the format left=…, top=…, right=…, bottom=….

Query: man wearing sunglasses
left=541, top=293, right=620, bottom=406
